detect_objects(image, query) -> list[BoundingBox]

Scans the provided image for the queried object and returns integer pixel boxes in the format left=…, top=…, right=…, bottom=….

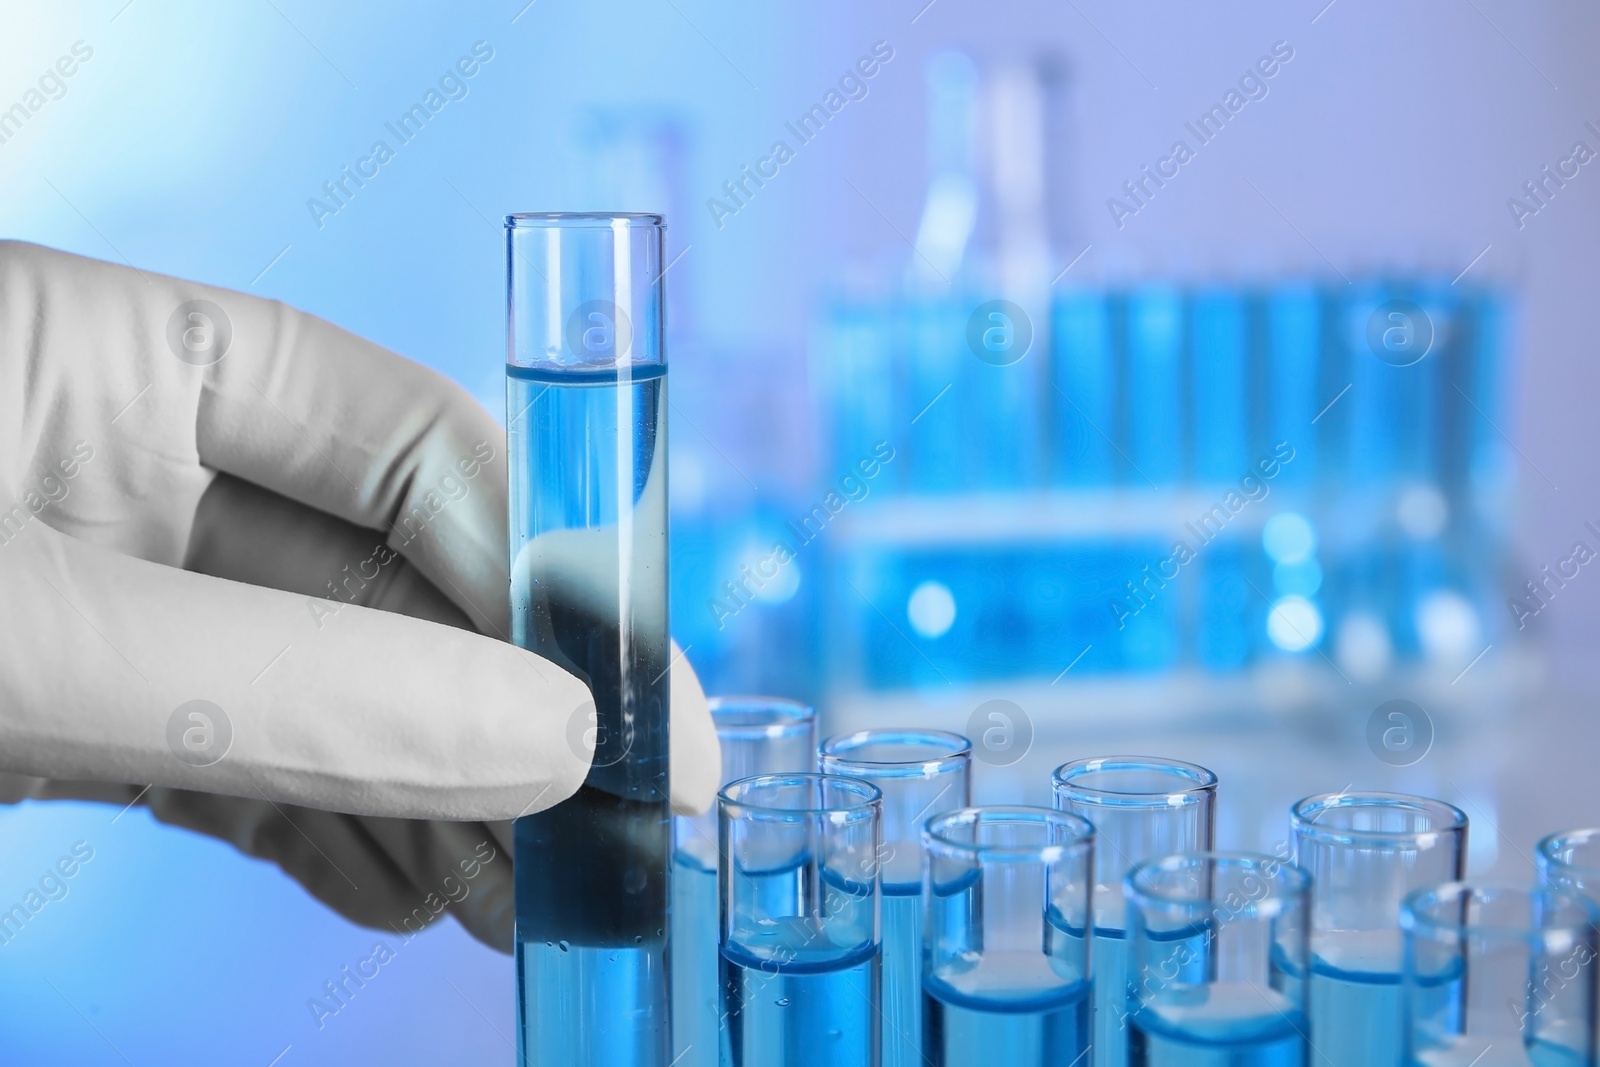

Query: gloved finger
left=0, top=241, right=506, bottom=634
left=189, top=473, right=720, bottom=814
left=669, top=652, right=718, bottom=816
left=185, top=471, right=473, bottom=631
left=0, top=522, right=593, bottom=821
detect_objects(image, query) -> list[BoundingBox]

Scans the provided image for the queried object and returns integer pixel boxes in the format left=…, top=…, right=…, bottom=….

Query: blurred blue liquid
left=922, top=957, right=1091, bottom=1066
left=1266, top=931, right=1418, bottom=1067
left=1409, top=1043, right=1587, bottom=1067
left=1128, top=985, right=1305, bottom=1066
left=720, top=927, right=880, bottom=1067
left=1092, top=929, right=1131, bottom=1067
left=509, top=364, right=672, bottom=1067
left=882, top=886, right=924, bottom=1067
left=671, top=850, right=720, bottom=1067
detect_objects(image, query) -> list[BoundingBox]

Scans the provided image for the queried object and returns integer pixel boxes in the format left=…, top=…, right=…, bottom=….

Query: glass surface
left=922, top=807, right=1094, bottom=1067
left=673, top=698, right=817, bottom=1067
left=719, top=773, right=883, bottom=1067
left=1290, top=792, right=1466, bottom=1067
left=507, top=213, right=671, bottom=1067
left=1053, top=757, right=1217, bottom=1067
left=1401, top=883, right=1598, bottom=1067
left=1125, top=852, right=1310, bottom=1067
left=821, top=730, right=972, bottom=1067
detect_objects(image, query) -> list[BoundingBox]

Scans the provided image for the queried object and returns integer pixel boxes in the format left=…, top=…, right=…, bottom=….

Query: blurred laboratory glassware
left=1052, top=757, right=1218, bottom=1067
left=719, top=773, right=883, bottom=1067
left=673, top=698, right=816, bottom=1067
left=1290, top=792, right=1467, bottom=1067
left=922, top=806, right=1094, bottom=1066
left=821, top=729, right=972, bottom=1067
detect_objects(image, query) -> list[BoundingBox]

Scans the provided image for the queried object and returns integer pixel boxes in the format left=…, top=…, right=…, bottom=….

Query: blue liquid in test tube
left=1290, top=792, right=1466, bottom=1067
left=922, top=807, right=1095, bottom=1066
left=719, top=774, right=883, bottom=1067
left=821, top=730, right=972, bottom=1067
left=1124, top=284, right=1185, bottom=487
left=1189, top=288, right=1248, bottom=485
left=1053, top=758, right=1217, bottom=1067
left=1402, top=884, right=1598, bottom=1066
left=672, top=699, right=817, bottom=1067
left=1126, top=852, right=1310, bottom=1067
left=506, top=213, right=671, bottom=1066
left=1052, top=288, right=1116, bottom=486
left=1267, top=282, right=1321, bottom=488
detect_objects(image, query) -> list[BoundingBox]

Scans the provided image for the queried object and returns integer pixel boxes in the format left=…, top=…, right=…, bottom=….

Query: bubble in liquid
left=634, top=935, right=643, bottom=944
left=776, top=998, right=790, bottom=1007
left=558, top=941, right=570, bottom=952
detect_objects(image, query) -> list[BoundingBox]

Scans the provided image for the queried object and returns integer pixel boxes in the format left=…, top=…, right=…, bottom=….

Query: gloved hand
left=0, top=241, right=718, bottom=951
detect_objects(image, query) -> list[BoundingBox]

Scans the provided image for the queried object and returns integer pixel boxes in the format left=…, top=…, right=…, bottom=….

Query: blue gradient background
left=1, top=1, right=1598, bottom=1063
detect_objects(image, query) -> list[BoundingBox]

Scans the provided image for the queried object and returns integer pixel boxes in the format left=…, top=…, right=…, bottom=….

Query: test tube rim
left=1291, top=791, right=1467, bottom=849
left=1051, top=755, right=1217, bottom=808
left=1400, top=881, right=1600, bottom=948
left=505, top=211, right=665, bottom=227
left=709, top=695, right=816, bottom=741
left=819, top=728, right=972, bottom=780
left=922, top=805, right=1094, bottom=864
left=1537, top=827, right=1600, bottom=879
left=1125, top=850, right=1309, bottom=921
left=719, top=772, right=882, bottom=822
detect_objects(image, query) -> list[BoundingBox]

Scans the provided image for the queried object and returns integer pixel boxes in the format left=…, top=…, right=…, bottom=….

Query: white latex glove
left=0, top=241, right=718, bottom=951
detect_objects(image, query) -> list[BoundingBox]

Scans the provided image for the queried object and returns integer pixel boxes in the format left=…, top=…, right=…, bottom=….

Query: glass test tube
left=820, top=730, right=973, bottom=1067
left=1125, top=851, right=1311, bottom=1064
left=506, top=212, right=670, bottom=1066
left=921, top=806, right=1095, bottom=1067
left=1538, top=828, right=1600, bottom=904
left=719, top=773, right=883, bottom=1067
left=1538, top=828, right=1600, bottom=1050
left=1401, top=883, right=1599, bottom=1065
left=1052, top=756, right=1217, bottom=1067
left=672, top=698, right=817, bottom=1067
left=1291, top=792, right=1467, bottom=1067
